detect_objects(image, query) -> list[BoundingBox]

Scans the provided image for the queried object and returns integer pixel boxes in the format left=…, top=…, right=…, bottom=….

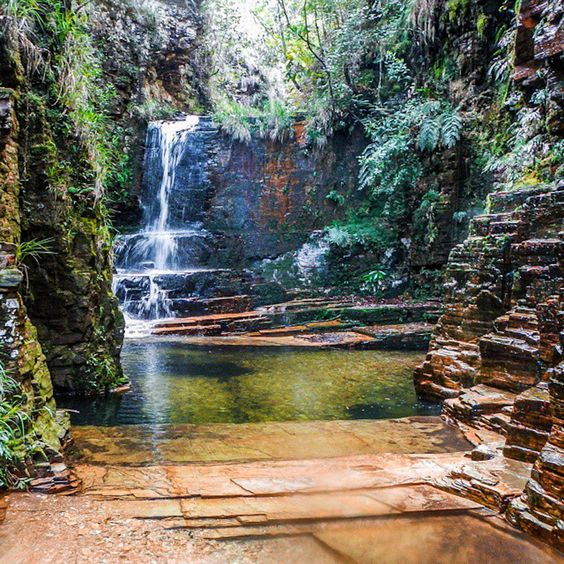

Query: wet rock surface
left=0, top=44, right=69, bottom=474
left=1, top=419, right=560, bottom=563
left=146, top=298, right=438, bottom=351
left=414, top=0, right=564, bottom=545
left=69, top=417, right=470, bottom=465
left=414, top=177, right=563, bottom=547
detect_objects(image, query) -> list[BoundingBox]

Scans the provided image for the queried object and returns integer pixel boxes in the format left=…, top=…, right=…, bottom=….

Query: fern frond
left=440, top=112, right=462, bottom=148
left=418, top=117, right=440, bottom=151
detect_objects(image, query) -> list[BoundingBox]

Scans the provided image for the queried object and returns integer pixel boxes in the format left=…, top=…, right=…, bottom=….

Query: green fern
left=418, top=117, right=441, bottom=151
left=440, top=111, right=462, bottom=148
left=418, top=110, right=462, bottom=151
left=0, top=361, right=39, bottom=490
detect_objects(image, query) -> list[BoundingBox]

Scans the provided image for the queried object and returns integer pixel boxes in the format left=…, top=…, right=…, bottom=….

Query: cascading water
left=147, top=119, right=192, bottom=271
left=113, top=116, right=219, bottom=331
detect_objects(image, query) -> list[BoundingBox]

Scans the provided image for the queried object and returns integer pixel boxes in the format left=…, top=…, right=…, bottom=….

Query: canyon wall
left=0, top=84, right=67, bottom=480
left=415, top=0, right=563, bottom=547
left=206, top=125, right=366, bottom=264
left=0, top=0, right=208, bottom=479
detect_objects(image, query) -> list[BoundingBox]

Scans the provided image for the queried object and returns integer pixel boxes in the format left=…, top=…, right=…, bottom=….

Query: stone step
left=245, top=319, right=346, bottom=337
left=151, top=309, right=274, bottom=336
left=152, top=324, right=223, bottom=336
left=489, top=220, right=523, bottom=236
left=436, top=453, right=533, bottom=512
left=470, top=213, right=515, bottom=236
left=223, top=316, right=272, bottom=333
left=502, top=328, right=540, bottom=347
left=152, top=311, right=263, bottom=329
left=487, top=185, right=551, bottom=214
left=262, top=301, right=442, bottom=328
left=480, top=412, right=512, bottom=435
left=352, top=322, right=434, bottom=351
left=443, top=385, right=518, bottom=427
left=480, top=334, right=542, bottom=392
left=258, top=298, right=351, bottom=314
left=512, top=239, right=563, bottom=265
left=504, top=385, right=553, bottom=463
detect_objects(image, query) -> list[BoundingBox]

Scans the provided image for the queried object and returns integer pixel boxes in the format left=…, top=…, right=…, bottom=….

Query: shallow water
left=61, top=339, right=437, bottom=426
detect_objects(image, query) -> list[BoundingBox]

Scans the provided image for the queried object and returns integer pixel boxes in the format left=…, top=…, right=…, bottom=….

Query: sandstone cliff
left=415, top=0, right=563, bottom=546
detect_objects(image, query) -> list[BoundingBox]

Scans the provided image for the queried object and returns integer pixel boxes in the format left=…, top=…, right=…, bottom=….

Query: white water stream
left=113, top=116, right=213, bottom=331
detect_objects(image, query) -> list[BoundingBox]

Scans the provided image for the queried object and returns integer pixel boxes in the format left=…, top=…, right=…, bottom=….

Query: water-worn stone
left=504, top=385, right=553, bottom=463
left=3, top=456, right=559, bottom=562
left=416, top=0, right=564, bottom=547
left=0, top=267, right=22, bottom=288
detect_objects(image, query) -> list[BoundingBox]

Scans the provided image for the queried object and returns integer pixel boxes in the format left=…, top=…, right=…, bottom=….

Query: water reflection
left=60, top=340, right=439, bottom=426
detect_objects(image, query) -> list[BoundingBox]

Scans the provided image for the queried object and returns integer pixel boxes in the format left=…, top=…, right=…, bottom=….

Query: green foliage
left=445, top=0, right=470, bottom=22
left=213, top=99, right=294, bottom=143
left=409, top=267, right=444, bottom=300
left=418, top=105, right=462, bottom=151
left=15, top=238, right=56, bottom=290
left=361, top=269, right=386, bottom=296
left=213, top=101, right=255, bottom=143
left=259, top=100, right=294, bottom=142
left=477, top=84, right=558, bottom=190
left=325, top=190, right=345, bottom=206
left=0, top=362, right=44, bottom=490
left=359, top=98, right=461, bottom=233
left=84, top=354, right=127, bottom=392
left=324, top=215, right=394, bottom=255
left=5, top=0, right=128, bottom=201
left=487, top=25, right=516, bottom=103
left=476, top=12, right=488, bottom=37
left=204, top=0, right=415, bottom=138
left=132, top=99, right=179, bottom=122
left=15, top=238, right=55, bottom=267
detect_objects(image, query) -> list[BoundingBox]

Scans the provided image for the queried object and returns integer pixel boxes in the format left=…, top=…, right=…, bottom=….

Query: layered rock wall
left=0, top=46, right=67, bottom=477
left=0, top=6, right=126, bottom=397
left=415, top=0, right=563, bottom=546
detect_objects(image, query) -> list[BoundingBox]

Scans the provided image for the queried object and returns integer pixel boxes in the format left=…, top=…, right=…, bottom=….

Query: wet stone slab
left=2, top=458, right=560, bottom=563
left=69, top=416, right=472, bottom=466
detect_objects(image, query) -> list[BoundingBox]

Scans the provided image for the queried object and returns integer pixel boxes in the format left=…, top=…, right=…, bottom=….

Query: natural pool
left=61, top=339, right=437, bottom=426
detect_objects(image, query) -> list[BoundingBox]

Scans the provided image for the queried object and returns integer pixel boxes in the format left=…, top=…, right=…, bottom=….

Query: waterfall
left=113, top=116, right=217, bottom=327
left=146, top=117, right=198, bottom=271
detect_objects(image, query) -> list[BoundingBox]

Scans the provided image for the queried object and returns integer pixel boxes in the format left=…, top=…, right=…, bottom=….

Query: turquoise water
left=61, top=340, right=438, bottom=426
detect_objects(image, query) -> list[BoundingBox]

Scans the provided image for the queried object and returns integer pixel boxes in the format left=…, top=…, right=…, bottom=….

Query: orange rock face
left=415, top=0, right=563, bottom=546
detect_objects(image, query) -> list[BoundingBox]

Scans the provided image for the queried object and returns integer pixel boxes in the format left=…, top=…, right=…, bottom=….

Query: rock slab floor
left=1, top=418, right=560, bottom=563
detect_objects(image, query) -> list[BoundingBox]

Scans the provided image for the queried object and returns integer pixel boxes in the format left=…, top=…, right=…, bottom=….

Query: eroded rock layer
left=415, top=0, right=563, bottom=547
left=0, top=56, right=68, bottom=480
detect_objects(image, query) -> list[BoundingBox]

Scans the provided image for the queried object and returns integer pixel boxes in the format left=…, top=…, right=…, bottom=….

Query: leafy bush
left=132, top=100, right=179, bottom=122
left=213, top=99, right=295, bottom=144
left=325, top=190, right=345, bottom=206
left=213, top=100, right=255, bottom=143
left=361, top=269, right=387, bottom=296
left=0, top=363, right=44, bottom=490
left=5, top=0, right=126, bottom=200
left=358, top=97, right=462, bottom=242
